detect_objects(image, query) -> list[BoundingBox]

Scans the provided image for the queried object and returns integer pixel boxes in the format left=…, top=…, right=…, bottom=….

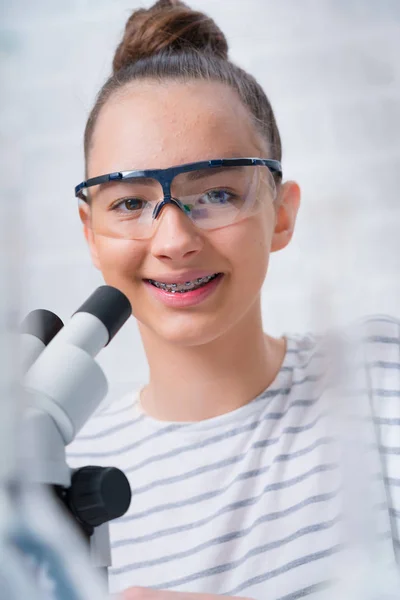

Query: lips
left=143, top=272, right=224, bottom=307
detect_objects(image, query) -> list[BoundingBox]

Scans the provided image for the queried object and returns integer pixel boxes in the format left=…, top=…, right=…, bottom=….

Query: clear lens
left=82, top=177, right=162, bottom=240
left=80, top=166, right=277, bottom=240
left=172, top=165, right=276, bottom=230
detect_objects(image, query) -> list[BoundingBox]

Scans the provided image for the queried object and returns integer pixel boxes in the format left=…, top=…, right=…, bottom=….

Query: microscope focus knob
left=68, top=466, right=132, bottom=528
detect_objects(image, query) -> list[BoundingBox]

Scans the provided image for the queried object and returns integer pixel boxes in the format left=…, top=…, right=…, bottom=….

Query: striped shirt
left=67, top=315, right=400, bottom=599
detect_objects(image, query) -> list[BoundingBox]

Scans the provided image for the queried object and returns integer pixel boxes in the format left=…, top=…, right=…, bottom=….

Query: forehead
left=88, top=80, right=267, bottom=176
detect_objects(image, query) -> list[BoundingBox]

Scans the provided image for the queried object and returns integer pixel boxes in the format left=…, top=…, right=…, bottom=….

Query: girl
left=67, top=1, right=400, bottom=598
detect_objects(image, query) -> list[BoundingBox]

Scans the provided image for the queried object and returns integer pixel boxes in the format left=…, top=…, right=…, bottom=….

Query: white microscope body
left=20, top=286, right=132, bottom=575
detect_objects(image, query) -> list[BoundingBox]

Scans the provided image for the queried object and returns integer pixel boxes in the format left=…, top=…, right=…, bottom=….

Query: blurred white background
left=1, top=0, right=400, bottom=398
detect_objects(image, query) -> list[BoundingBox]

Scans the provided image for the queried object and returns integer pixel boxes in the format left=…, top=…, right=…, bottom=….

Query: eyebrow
left=184, top=166, right=245, bottom=181
left=95, top=166, right=245, bottom=195
left=96, top=177, right=157, bottom=195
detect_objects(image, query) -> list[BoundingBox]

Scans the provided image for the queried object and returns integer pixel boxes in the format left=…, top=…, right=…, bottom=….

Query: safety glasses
left=75, top=158, right=282, bottom=240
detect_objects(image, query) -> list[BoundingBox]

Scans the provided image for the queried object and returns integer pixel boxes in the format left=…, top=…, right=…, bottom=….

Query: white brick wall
left=1, top=0, right=399, bottom=394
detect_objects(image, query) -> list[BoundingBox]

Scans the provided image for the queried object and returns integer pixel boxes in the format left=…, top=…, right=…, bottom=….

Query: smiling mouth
left=145, top=273, right=221, bottom=293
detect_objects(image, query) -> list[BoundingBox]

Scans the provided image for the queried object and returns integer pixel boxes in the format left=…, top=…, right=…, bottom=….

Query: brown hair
left=83, top=0, right=282, bottom=174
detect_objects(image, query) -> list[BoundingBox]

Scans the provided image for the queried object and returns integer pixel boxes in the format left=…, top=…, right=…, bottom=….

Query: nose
left=150, top=200, right=204, bottom=262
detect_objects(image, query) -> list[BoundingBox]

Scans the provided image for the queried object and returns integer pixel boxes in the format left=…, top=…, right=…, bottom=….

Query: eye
left=198, top=189, right=235, bottom=205
left=112, top=198, right=144, bottom=212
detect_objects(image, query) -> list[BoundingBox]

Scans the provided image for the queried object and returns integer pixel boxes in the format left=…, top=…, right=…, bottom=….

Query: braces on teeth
left=149, top=273, right=219, bottom=293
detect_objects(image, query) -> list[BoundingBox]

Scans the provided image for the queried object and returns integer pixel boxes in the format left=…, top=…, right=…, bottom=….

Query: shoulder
left=283, top=314, right=400, bottom=399
left=353, top=313, right=400, bottom=421
left=347, top=314, right=400, bottom=388
left=298, top=313, right=400, bottom=370
left=354, top=316, right=400, bottom=558
left=352, top=313, right=400, bottom=349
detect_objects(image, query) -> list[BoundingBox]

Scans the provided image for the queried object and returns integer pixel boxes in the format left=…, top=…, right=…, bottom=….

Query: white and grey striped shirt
left=67, top=315, right=400, bottom=599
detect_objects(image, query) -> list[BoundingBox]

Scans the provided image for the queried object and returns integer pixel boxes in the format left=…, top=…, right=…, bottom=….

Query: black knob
left=67, top=466, right=132, bottom=528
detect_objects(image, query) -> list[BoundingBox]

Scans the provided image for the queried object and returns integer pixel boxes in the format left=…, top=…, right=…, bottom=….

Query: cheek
left=239, top=228, right=271, bottom=289
left=94, top=237, right=144, bottom=284
left=213, top=210, right=274, bottom=277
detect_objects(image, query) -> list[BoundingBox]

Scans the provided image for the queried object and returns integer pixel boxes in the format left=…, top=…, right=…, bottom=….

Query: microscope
left=19, top=285, right=133, bottom=580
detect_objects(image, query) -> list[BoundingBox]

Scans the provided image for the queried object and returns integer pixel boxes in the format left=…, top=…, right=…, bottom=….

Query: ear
left=79, top=203, right=101, bottom=270
left=270, top=181, right=301, bottom=253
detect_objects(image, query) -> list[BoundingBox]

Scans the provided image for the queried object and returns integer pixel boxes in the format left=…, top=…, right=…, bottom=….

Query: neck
left=138, top=303, right=286, bottom=422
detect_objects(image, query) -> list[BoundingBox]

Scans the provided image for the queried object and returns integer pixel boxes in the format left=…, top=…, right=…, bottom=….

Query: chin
left=137, top=311, right=232, bottom=348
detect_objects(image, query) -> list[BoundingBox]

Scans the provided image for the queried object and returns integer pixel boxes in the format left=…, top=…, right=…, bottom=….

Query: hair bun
left=112, top=0, right=229, bottom=74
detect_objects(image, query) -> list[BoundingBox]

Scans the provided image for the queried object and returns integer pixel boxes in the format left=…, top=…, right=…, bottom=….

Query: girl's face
left=82, top=80, right=299, bottom=346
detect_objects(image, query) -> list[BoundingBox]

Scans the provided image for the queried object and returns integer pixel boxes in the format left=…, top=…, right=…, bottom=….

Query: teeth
left=149, top=273, right=219, bottom=293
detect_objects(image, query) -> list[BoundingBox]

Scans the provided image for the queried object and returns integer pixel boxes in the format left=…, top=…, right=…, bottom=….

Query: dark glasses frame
left=75, top=157, right=282, bottom=219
